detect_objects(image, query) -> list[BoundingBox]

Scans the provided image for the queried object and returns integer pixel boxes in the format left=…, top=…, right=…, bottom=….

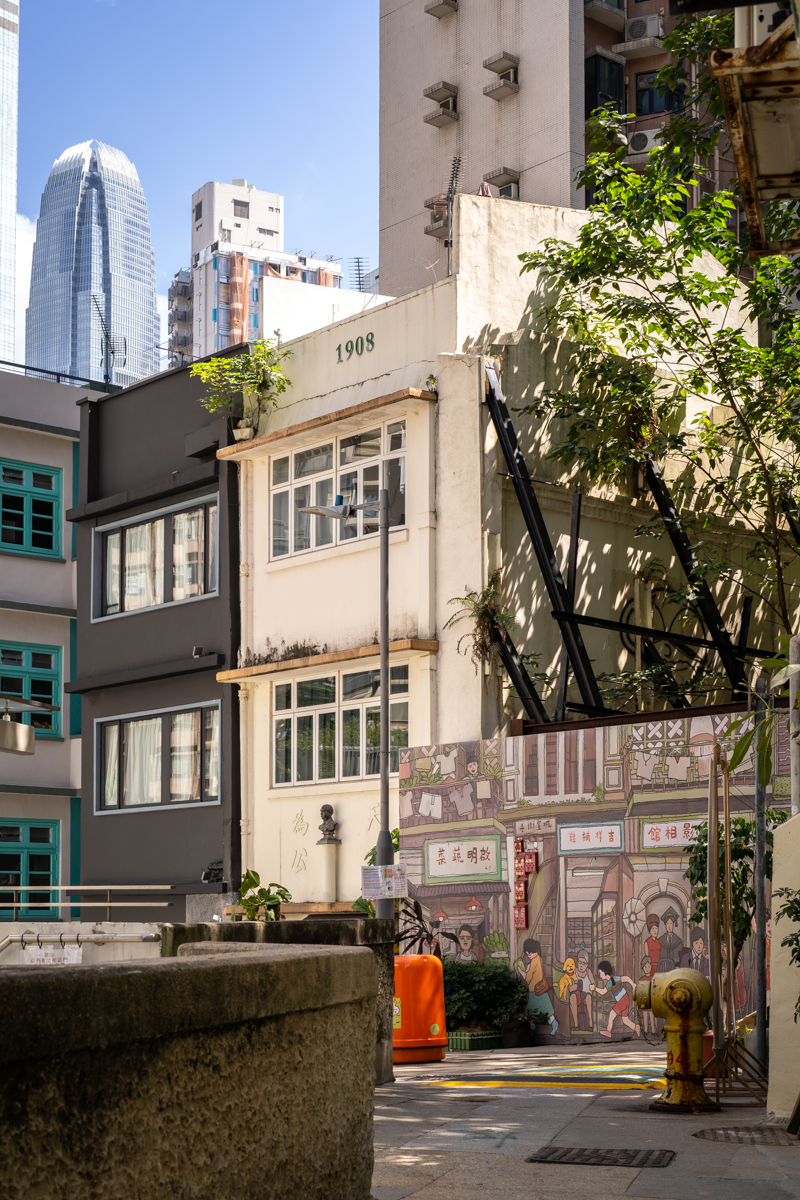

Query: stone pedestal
left=318, top=840, right=338, bottom=903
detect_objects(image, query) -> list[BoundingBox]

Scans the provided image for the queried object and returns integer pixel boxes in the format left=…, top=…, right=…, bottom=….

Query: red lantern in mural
left=465, top=896, right=483, bottom=911
left=432, top=908, right=448, bottom=922
left=514, top=838, right=525, bottom=854
left=514, top=854, right=526, bottom=879
left=514, top=879, right=526, bottom=903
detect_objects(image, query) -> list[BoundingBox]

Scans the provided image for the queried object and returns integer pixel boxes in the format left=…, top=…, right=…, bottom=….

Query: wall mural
left=398, top=710, right=788, bottom=1043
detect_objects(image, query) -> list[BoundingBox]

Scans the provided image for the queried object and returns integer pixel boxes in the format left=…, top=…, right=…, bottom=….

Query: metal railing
left=1, top=884, right=175, bottom=922
left=0, top=931, right=162, bottom=957
left=0, top=358, right=121, bottom=393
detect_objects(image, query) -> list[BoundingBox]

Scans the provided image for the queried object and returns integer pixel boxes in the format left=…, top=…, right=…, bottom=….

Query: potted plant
left=189, top=339, right=292, bottom=440
left=236, top=870, right=291, bottom=922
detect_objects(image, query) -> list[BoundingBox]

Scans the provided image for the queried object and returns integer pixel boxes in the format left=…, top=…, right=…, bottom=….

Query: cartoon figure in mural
left=454, top=924, right=485, bottom=965
left=593, top=961, right=641, bottom=1038
left=644, top=914, right=662, bottom=966
left=679, top=927, right=710, bottom=979
left=568, top=950, right=595, bottom=1031
left=516, top=938, right=559, bottom=1035
left=556, top=957, right=577, bottom=1003
left=658, top=907, right=684, bottom=968
left=638, top=957, right=656, bottom=1036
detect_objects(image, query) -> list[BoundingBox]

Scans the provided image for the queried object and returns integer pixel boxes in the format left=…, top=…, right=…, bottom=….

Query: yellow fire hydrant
left=634, top=968, right=720, bottom=1112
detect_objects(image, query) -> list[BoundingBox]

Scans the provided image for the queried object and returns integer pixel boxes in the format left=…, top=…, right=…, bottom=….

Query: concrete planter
left=233, top=426, right=254, bottom=441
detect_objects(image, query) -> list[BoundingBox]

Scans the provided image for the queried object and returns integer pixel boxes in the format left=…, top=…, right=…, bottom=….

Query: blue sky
left=15, top=0, right=378, bottom=359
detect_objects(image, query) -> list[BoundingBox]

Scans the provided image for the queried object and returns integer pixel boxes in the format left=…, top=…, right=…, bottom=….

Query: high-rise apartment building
left=191, top=179, right=347, bottom=358
left=379, top=0, right=715, bottom=298
left=168, top=268, right=193, bottom=368
left=26, top=140, right=160, bottom=388
left=0, top=0, right=19, bottom=361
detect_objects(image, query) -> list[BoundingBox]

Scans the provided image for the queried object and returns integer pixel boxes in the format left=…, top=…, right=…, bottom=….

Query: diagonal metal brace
left=484, top=363, right=606, bottom=712
left=644, top=457, right=740, bottom=691
left=490, top=625, right=550, bottom=724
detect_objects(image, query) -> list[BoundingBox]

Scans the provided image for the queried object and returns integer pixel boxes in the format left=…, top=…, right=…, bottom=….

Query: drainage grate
left=526, top=1147, right=675, bottom=1168
left=694, top=1127, right=797, bottom=1146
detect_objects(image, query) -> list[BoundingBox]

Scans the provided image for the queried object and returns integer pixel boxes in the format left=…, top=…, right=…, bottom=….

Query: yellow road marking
left=424, top=1079, right=665, bottom=1090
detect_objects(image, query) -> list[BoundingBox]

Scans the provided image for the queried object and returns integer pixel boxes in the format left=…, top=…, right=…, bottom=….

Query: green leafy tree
left=189, top=338, right=292, bottom=430
left=683, top=809, right=788, bottom=961
left=514, top=15, right=800, bottom=699
left=774, top=885, right=800, bottom=1021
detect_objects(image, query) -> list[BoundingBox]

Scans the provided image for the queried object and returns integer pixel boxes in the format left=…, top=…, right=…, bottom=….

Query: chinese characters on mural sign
left=641, top=819, right=702, bottom=848
left=515, top=817, right=556, bottom=836
left=425, top=837, right=499, bottom=880
left=558, top=823, right=624, bottom=854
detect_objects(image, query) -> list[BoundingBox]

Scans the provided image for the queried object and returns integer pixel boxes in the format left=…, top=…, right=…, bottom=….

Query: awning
left=409, top=880, right=510, bottom=899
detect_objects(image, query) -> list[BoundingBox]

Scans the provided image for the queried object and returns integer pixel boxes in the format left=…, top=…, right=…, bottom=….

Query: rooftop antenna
left=446, top=155, right=462, bottom=276
left=349, top=257, right=369, bottom=292
left=92, top=295, right=126, bottom=387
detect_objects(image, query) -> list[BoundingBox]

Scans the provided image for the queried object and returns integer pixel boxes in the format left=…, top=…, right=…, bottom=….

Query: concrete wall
left=259, top=276, right=394, bottom=345
left=767, top=812, right=800, bottom=1121
left=0, top=944, right=377, bottom=1200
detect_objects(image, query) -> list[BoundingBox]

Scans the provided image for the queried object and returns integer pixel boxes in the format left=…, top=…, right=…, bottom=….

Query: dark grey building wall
left=68, top=358, right=242, bottom=909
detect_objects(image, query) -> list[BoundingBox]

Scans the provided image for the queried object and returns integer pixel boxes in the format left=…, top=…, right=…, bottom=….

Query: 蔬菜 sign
left=558, top=822, right=624, bottom=855
left=336, top=332, right=374, bottom=362
left=424, top=836, right=502, bottom=883
left=641, top=819, right=702, bottom=849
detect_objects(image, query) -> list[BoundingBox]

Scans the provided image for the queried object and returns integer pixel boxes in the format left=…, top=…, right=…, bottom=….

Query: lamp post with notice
left=299, top=488, right=394, bottom=919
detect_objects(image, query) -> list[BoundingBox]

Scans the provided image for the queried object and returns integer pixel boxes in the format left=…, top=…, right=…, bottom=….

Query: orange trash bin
left=392, top=954, right=448, bottom=1063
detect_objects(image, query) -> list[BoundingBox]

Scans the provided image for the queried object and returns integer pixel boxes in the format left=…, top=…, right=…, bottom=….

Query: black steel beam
left=490, top=626, right=550, bottom=724
left=734, top=595, right=754, bottom=695
left=639, top=637, right=690, bottom=709
left=644, top=457, right=741, bottom=689
left=484, top=364, right=606, bottom=711
left=551, top=610, right=775, bottom=660
left=555, top=494, right=581, bottom=722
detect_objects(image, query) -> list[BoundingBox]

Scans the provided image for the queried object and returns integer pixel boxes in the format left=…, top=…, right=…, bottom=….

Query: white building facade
left=216, top=196, right=764, bottom=909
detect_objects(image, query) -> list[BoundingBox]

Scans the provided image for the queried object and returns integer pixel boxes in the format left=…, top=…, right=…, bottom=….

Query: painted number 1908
left=336, top=332, right=374, bottom=362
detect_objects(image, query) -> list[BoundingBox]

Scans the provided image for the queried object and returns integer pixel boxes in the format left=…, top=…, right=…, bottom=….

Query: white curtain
left=124, top=521, right=164, bottom=610
left=103, top=724, right=119, bottom=806
left=204, top=708, right=219, bottom=798
left=172, top=508, right=204, bottom=600
left=122, top=718, right=162, bottom=806
left=170, top=711, right=200, bottom=802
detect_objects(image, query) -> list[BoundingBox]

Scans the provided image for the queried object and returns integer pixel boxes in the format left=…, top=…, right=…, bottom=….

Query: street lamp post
left=299, top=489, right=395, bottom=919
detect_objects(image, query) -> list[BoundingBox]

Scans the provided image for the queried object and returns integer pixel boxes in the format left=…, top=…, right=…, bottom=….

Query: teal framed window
left=0, top=640, right=61, bottom=737
left=0, top=820, right=60, bottom=919
left=0, top=457, right=61, bottom=559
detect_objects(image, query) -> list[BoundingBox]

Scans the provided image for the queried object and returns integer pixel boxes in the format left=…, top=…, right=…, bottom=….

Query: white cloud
left=15, top=213, right=36, bottom=364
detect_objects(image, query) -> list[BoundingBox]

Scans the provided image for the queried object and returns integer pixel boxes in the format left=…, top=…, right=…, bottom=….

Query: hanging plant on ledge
left=444, top=568, right=518, bottom=672
left=189, top=338, right=292, bottom=440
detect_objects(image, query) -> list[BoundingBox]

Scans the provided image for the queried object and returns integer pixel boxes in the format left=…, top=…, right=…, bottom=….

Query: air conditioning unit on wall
left=625, top=14, right=662, bottom=40
left=627, top=128, right=660, bottom=156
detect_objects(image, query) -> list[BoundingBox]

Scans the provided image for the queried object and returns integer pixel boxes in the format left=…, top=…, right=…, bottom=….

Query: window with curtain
left=0, top=457, right=61, bottom=559
left=98, top=704, right=221, bottom=810
left=0, top=642, right=61, bottom=737
left=97, top=496, right=218, bottom=617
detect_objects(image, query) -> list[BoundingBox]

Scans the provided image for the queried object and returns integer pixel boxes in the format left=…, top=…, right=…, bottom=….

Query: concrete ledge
left=0, top=944, right=375, bottom=1065
left=0, top=945, right=377, bottom=1200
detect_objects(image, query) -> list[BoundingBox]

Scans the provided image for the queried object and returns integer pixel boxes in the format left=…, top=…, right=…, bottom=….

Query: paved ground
left=372, top=1043, right=800, bottom=1200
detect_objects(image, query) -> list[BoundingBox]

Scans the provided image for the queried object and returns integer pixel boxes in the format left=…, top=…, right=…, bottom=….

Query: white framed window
left=95, top=701, right=221, bottom=813
left=272, top=665, right=409, bottom=786
left=92, top=494, right=218, bottom=620
left=269, top=420, right=406, bottom=560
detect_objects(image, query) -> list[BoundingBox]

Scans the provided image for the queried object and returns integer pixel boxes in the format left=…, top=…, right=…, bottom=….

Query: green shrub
left=442, top=960, right=529, bottom=1030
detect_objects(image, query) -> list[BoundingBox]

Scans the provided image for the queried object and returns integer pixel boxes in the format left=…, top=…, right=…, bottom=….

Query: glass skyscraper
left=26, top=140, right=160, bottom=387
left=0, top=2, right=19, bottom=362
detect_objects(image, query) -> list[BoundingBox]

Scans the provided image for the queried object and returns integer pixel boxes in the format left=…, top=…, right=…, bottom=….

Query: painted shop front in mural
left=398, top=708, right=788, bottom=1042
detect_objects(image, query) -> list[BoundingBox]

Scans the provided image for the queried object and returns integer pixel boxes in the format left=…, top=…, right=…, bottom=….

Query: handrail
left=0, top=358, right=122, bottom=393
left=0, top=932, right=161, bottom=956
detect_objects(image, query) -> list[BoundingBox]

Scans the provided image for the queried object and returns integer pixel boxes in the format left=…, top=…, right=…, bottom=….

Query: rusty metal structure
left=635, top=967, right=719, bottom=1112
left=710, top=16, right=800, bottom=256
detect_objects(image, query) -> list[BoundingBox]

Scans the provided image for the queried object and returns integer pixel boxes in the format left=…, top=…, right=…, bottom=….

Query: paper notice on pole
left=19, top=946, right=83, bottom=966
left=361, top=864, right=408, bottom=899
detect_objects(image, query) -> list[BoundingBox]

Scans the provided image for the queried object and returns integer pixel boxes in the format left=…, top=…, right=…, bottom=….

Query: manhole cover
left=527, top=1147, right=674, bottom=1168
left=694, top=1127, right=797, bottom=1146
